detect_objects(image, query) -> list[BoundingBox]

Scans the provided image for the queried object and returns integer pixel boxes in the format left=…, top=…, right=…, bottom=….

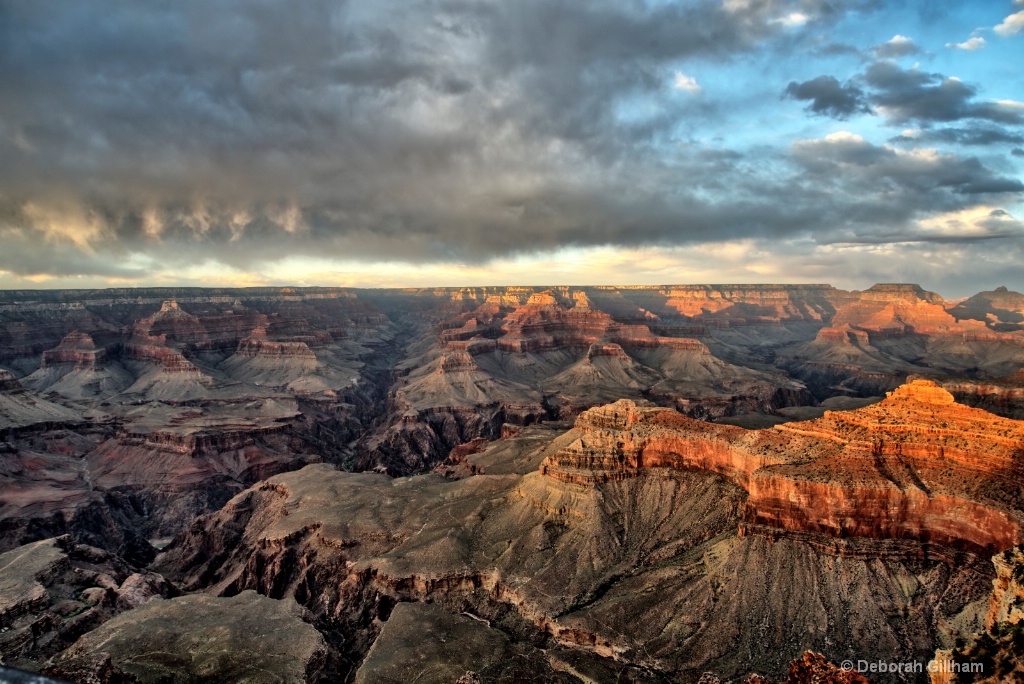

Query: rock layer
left=541, top=381, right=1024, bottom=554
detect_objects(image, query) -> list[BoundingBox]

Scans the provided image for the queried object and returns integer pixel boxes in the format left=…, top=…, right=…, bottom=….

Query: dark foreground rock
left=353, top=601, right=658, bottom=684
left=45, top=591, right=332, bottom=684
left=0, top=536, right=174, bottom=672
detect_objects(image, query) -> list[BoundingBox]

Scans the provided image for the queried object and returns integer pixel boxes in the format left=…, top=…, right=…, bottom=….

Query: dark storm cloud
left=863, top=61, right=1024, bottom=125
left=0, top=227, right=147, bottom=279
left=788, top=133, right=1024, bottom=242
left=790, top=134, right=1023, bottom=197
left=0, top=0, right=1017, bottom=282
left=0, top=0, right=873, bottom=275
left=784, top=76, right=872, bottom=119
left=787, top=61, right=1024, bottom=142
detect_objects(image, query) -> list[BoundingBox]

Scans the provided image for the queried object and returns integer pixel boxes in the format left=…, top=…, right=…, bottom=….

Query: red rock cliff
left=541, top=381, right=1024, bottom=553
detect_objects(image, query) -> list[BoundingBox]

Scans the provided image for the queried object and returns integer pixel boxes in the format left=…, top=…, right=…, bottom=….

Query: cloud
left=673, top=72, right=701, bottom=94
left=789, top=62, right=1024, bottom=143
left=872, top=34, right=920, bottom=58
left=995, top=10, right=1024, bottom=36
left=811, top=42, right=863, bottom=57
left=826, top=206, right=1024, bottom=245
left=806, top=133, right=1023, bottom=195
left=863, top=61, right=1024, bottom=124
left=788, top=131, right=1023, bottom=243
left=946, top=36, right=986, bottom=51
left=911, top=206, right=1024, bottom=242
left=784, top=75, right=872, bottom=119
left=774, top=12, right=810, bottom=27
left=0, top=0, right=1017, bottom=296
left=889, top=125, right=1024, bottom=146
left=0, top=227, right=146, bottom=279
left=0, top=0, right=877, bottom=276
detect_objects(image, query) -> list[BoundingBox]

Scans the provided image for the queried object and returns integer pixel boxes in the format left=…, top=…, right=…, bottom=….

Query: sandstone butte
left=541, top=379, right=1024, bottom=554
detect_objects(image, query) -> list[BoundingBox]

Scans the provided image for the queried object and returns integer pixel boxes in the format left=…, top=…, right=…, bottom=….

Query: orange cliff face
left=539, top=400, right=786, bottom=485
left=540, top=380, right=1024, bottom=554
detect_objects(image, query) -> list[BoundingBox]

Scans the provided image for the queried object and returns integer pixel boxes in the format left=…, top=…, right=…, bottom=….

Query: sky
left=1, top=0, right=1023, bottom=297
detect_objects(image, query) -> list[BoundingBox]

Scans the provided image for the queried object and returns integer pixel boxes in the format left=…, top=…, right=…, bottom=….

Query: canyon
left=1, top=283, right=1023, bottom=682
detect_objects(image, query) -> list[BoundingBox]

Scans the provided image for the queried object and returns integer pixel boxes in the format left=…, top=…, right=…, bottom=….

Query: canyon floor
left=1, top=284, right=1024, bottom=683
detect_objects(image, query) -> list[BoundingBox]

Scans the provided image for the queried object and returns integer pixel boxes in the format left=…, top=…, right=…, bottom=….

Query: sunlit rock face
left=542, top=381, right=1024, bottom=554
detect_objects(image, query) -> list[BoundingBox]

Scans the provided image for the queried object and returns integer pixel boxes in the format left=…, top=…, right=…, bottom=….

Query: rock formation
left=0, top=370, right=83, bottom=429
left=1, top=289, right=398, bottom=563
left=924, top=544, right=1024, bottom=683
left=542, top=381, right=1024, bottom=554
left=940, top=369, right=1024, bottom=419
left=362, top=286, right=824, bottom=473
left=948, top=286, right=1024, bottom=332
left=353, top=601, right=655, bottom=684
left=40, top=332, right=108, bottom=371
left=0, top=536, right=175, bottom=671
left=46, top=591, right=332, bottom=683
left=3, top=283, right=1024, bottom=477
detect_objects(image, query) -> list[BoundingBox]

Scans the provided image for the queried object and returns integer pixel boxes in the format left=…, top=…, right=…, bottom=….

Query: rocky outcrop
left=438, top=349, right=481, bottom=372
left=494, top=290, right=626, bottom=353
left=540, top=400, right=760, bottom=485
left=233, top=326, right=318, bottom=361
left=784, top=652, right=869, bottom=684
left=0, top=395, right=333, bottom=555
left=924, top=544, right=1024, bottom=683
left=986, top=546, right=1024, bottom=631
left=46, top=591, right=331, bottom=683
left=0, top=371, right=83, bottom=429
left=0, top=536, right=175, bottom=671
left=40, top=332, right=108, bottom=370
left=364, top=287, right=819, bottom=474
left=122, top=322, right=200, bottom=374
left=0, top=369, right=21, bottom=393
left=353, top=601, right=654, bottom=684
left=781, top=285, right=1024, bottom=397
left=751, top=380, right=1024, bottom=551
left=813, top=325, right=871, bottom=346
left=541, top=382, right=1024, bottom=554
left=0, top=288, right=403, bottom=558
left=624, top=284, right=843, bottom=322
left=360, top=401, right=545, bottom=475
